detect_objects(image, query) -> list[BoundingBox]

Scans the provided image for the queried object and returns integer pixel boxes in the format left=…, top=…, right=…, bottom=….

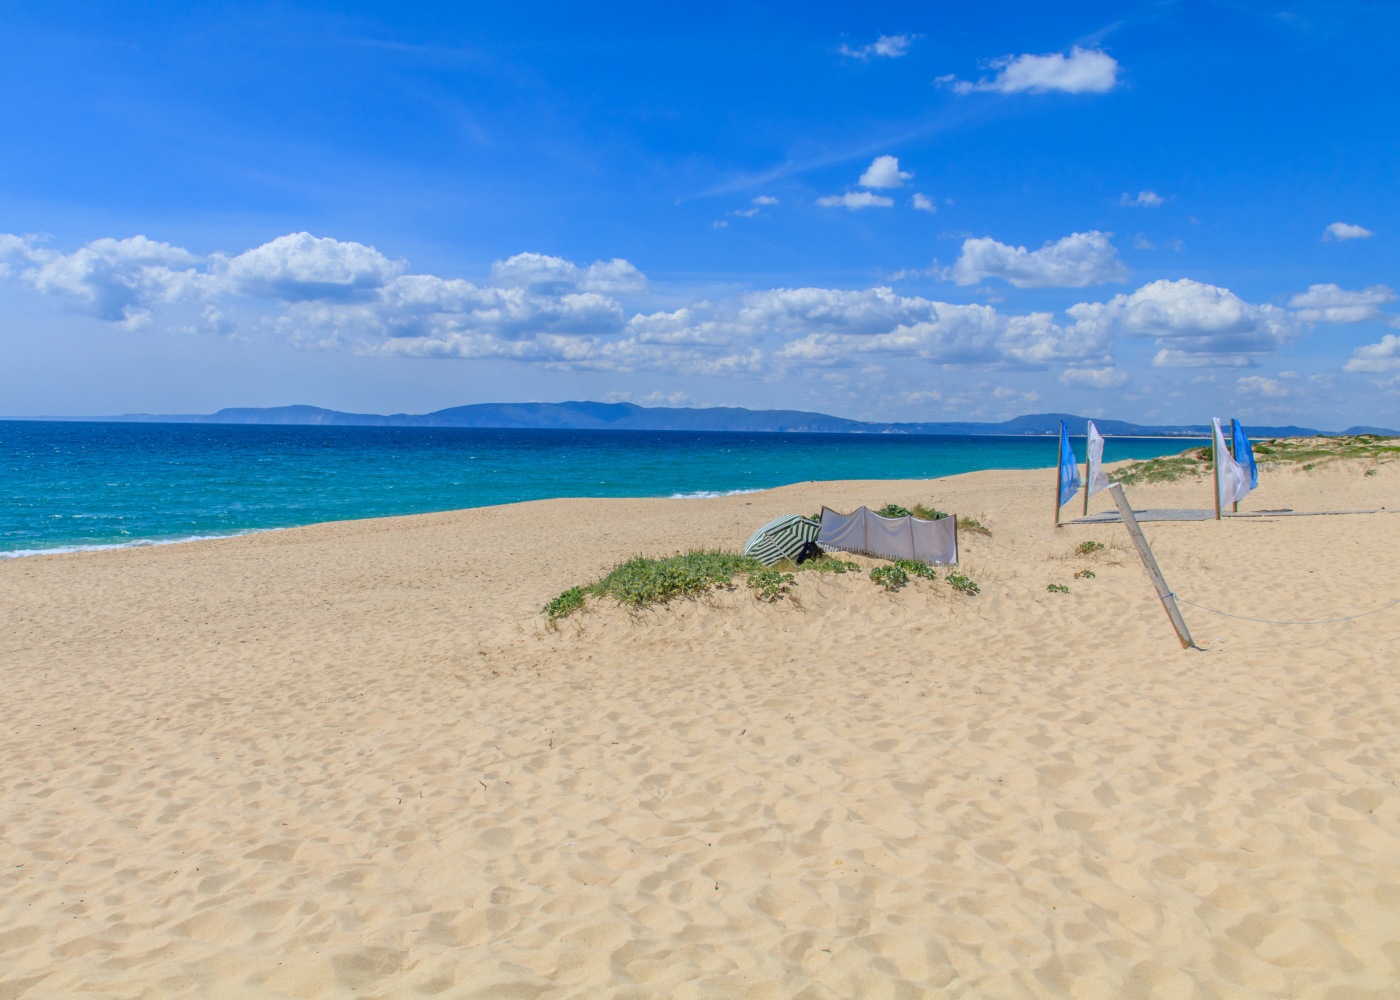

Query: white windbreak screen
left=818, top=506, right=958, bottom=564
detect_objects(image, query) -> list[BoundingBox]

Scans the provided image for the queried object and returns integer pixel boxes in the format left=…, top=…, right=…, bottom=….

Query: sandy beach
left=3, top=460, right=1398, bottom=999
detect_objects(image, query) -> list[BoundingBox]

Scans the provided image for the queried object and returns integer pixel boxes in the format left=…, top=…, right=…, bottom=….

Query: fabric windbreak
left=1231, top=419, right=1259, bottom=490
left=1085, top=420, right=1114, bottom=498
left=817, top=506, right=958, bottom=564
left=1058, top=421, right=1082, bottom=508
left=1213, top=417, right=1251, bottom=507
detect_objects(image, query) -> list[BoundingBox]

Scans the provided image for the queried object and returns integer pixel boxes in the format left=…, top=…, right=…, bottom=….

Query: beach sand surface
left=3, top=462, right=1398, bottom=998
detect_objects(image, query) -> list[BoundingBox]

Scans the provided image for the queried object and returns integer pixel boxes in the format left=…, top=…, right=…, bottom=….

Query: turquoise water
left=1, top=421, right=1204, bottom=557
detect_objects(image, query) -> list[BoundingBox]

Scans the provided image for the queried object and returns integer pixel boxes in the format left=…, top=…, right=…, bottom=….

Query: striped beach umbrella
left=743, top=514, right=822, bottom=566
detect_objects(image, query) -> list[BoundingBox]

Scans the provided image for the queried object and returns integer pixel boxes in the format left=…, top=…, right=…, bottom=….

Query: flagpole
left=1212, top=420, right=1222, bottom=521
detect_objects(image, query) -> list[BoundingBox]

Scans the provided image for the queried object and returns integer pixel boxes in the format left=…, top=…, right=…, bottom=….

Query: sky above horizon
left=2, top=1, right=1397, bottom=429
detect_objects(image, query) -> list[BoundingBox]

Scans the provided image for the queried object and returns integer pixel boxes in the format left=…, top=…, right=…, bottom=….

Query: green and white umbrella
left=743, top=514, right=822, bottom=566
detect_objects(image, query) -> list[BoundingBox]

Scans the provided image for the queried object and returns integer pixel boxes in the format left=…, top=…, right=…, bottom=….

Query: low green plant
left=957, top=516, right=992, bottom=537
left=875, top=503, right=911, bottom=518
left=911, top=503, right=949, bottom=520
left=1074, top=569, right=1096, bottom=579
left=946, top=571, right=980, bottom=596
left=1302, top=462, right=1316, bottom=471
left=799, top=556, right=860, bottom=574
left=747, top=568, right=795, bottom=602
left=589, top=550, right=760, bottom=609
left=1365, top=468, right=1379, bottom=477
left=544, top=586, right=587, bottom=621
left=893, top=558, right=939, bottom=580
left=1046, top=583, right=1071, bottom=594
left=870, top=565, right=910, bottom=591
left=1076, top=540, right=1106, bottom=555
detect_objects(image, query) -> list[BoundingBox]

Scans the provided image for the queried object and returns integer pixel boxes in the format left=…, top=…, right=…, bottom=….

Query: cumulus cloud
left=218, top=232, right=402, bottom=302
left=1121, top=191, right=1163, bottom=207
left=19, top=235, right=202, bottom=328
left=1288, top=283, right=1395, bottom=323
left=1236, top=375, right=1290, bottom=397
left=1343, top=334, right=1400, bottom=373
left=1059, top=366, right=1130, bottom=389
left=911, top=193, right=936, bottom=214
left=940, top=46, right=1118, bottom=95
left=752, top=195, right=779, bottom=206
left=489, top=252, right=646, bottom=296
left=816, top=191, right=894, bottom=210
left=859, top=155, right=913, bottom=189
left=1323, top=222, right=1373, bottom=242
left=950, top=230, right=1128, bottom=288
left=839, top=34, right=915, bottom=60
left=1069, top=278, right=1298, bottom=367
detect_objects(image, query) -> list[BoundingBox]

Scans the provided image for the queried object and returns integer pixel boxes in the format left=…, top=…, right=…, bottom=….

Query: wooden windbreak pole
left=1054, top=430, right=1064, bottom=527
left=1083, top=426, right=1090, bottom=518
left=1212, top=420, right=1223, bottom=521
left=1109, top=483, right=1195, bottom=649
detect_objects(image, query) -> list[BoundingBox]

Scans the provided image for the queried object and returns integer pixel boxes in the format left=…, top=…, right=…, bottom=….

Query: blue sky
left=2, top=1, right=1397, bottom=428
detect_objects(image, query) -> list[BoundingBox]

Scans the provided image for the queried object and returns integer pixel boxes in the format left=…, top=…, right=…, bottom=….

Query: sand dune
left=3, top=462, right=1398, bottom=998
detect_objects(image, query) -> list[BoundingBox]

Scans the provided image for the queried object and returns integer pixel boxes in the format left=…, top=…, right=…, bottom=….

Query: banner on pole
left=1085, top=420, right=1113, bottom=498
left=1231, top=418, right=1258, bottom=491
left=1212, top=417, right=1251, bottom=508
left=1058, top=421, right=1082, bottom=509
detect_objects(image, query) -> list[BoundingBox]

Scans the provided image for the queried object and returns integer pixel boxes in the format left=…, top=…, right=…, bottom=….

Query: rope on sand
left=1174, top=596, right=1399, bottom=626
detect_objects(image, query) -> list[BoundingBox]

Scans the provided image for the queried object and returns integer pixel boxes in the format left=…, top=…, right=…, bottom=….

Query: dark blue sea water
left=1, top=421, right=1205, bottom=557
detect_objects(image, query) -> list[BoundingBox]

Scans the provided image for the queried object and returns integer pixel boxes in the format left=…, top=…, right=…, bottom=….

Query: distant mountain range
left=12, top=401, right=1395, bottom=438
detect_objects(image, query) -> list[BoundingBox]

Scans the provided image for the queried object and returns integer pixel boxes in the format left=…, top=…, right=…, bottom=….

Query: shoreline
left=4, top=462, right=1397, bottom=997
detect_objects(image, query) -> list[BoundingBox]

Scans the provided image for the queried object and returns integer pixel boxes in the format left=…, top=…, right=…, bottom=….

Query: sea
left=1, top=421, right=1206, bottom=558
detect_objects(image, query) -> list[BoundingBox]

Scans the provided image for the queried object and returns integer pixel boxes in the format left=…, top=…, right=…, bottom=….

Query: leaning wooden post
left=1229, top=419, right=1240, bottom=514
left=1109, top=483, right=1196, bottom=649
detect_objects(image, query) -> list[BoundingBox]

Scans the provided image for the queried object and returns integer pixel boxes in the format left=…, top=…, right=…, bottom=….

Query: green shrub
left=747, top=568, right=795, bottom=603
left=870, top=565, right=910, bottom=591
left=1073, top=569, right=1096, bottom=580
left=544, top=586, right=587, bottom=620
left=911, top=503, right=949, bottom=520
left=1046, top=583, right=1071, bottom=594
left=1076, top=540, right=1106, bottom=555
left=875, top=503, right=911, bottom=518
left=1365, top=468, right=1379, bottom=477
left=590, top=551, right=761, bottom=609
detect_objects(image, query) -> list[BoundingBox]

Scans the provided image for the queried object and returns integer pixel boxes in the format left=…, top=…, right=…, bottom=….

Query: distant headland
left=8, top=401, right=1394, bottom=438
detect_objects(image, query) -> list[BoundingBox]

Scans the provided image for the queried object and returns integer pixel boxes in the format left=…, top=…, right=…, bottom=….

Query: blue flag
left=1058, top=421, right=1082, bottom=508
left=1231, top=419, right=1258, bottom=490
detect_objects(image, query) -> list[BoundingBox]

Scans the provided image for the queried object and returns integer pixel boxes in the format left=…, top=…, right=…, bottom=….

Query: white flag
left=1085, top=421, right=1113, bottom=498
left=1212, top=417, right=1251, bottom=507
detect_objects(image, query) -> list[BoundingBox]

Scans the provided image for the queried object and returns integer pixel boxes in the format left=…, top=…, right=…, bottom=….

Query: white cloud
left=950, top=230, right=1128, bottom=288
left=840, top=34, right=915, bottom=60
left=911, top=193, right=937, bottom=214
left=1059, top=366, right=1130, bottom=389
left=752, top=195, right=779, bottom=206
left=20, top=235, right=202, bottom=328
left=940, top=46, right=1119, bottom=95
left=1133, top=235, right=1156, bottom=250
left=817, top=191, right=894, bottom=210
left=859, top=155, right=913, bottom=189
left=1121, top=191, right=1163, bottom=207
left=712, top=220, right=728, bottom=229
left=1343, top=334, right=1400, bottom=373
left=488, top=252, right=646, bottom=295
left=1288, top=283, right=1395, bottom=323
left=1324, top=222, right=1373, bottom=242
left=219, top=232, right=402, bottom=302
left=1236, top=375, right=1290, bottom=397
left=1069, top=278, right=1298, bottom=367
left=731, top=208, right=760, bottom=218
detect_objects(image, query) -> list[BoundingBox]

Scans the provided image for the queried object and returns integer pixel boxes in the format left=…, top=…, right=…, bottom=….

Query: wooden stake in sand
left=1108, top=483, right=1196, bottom=649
